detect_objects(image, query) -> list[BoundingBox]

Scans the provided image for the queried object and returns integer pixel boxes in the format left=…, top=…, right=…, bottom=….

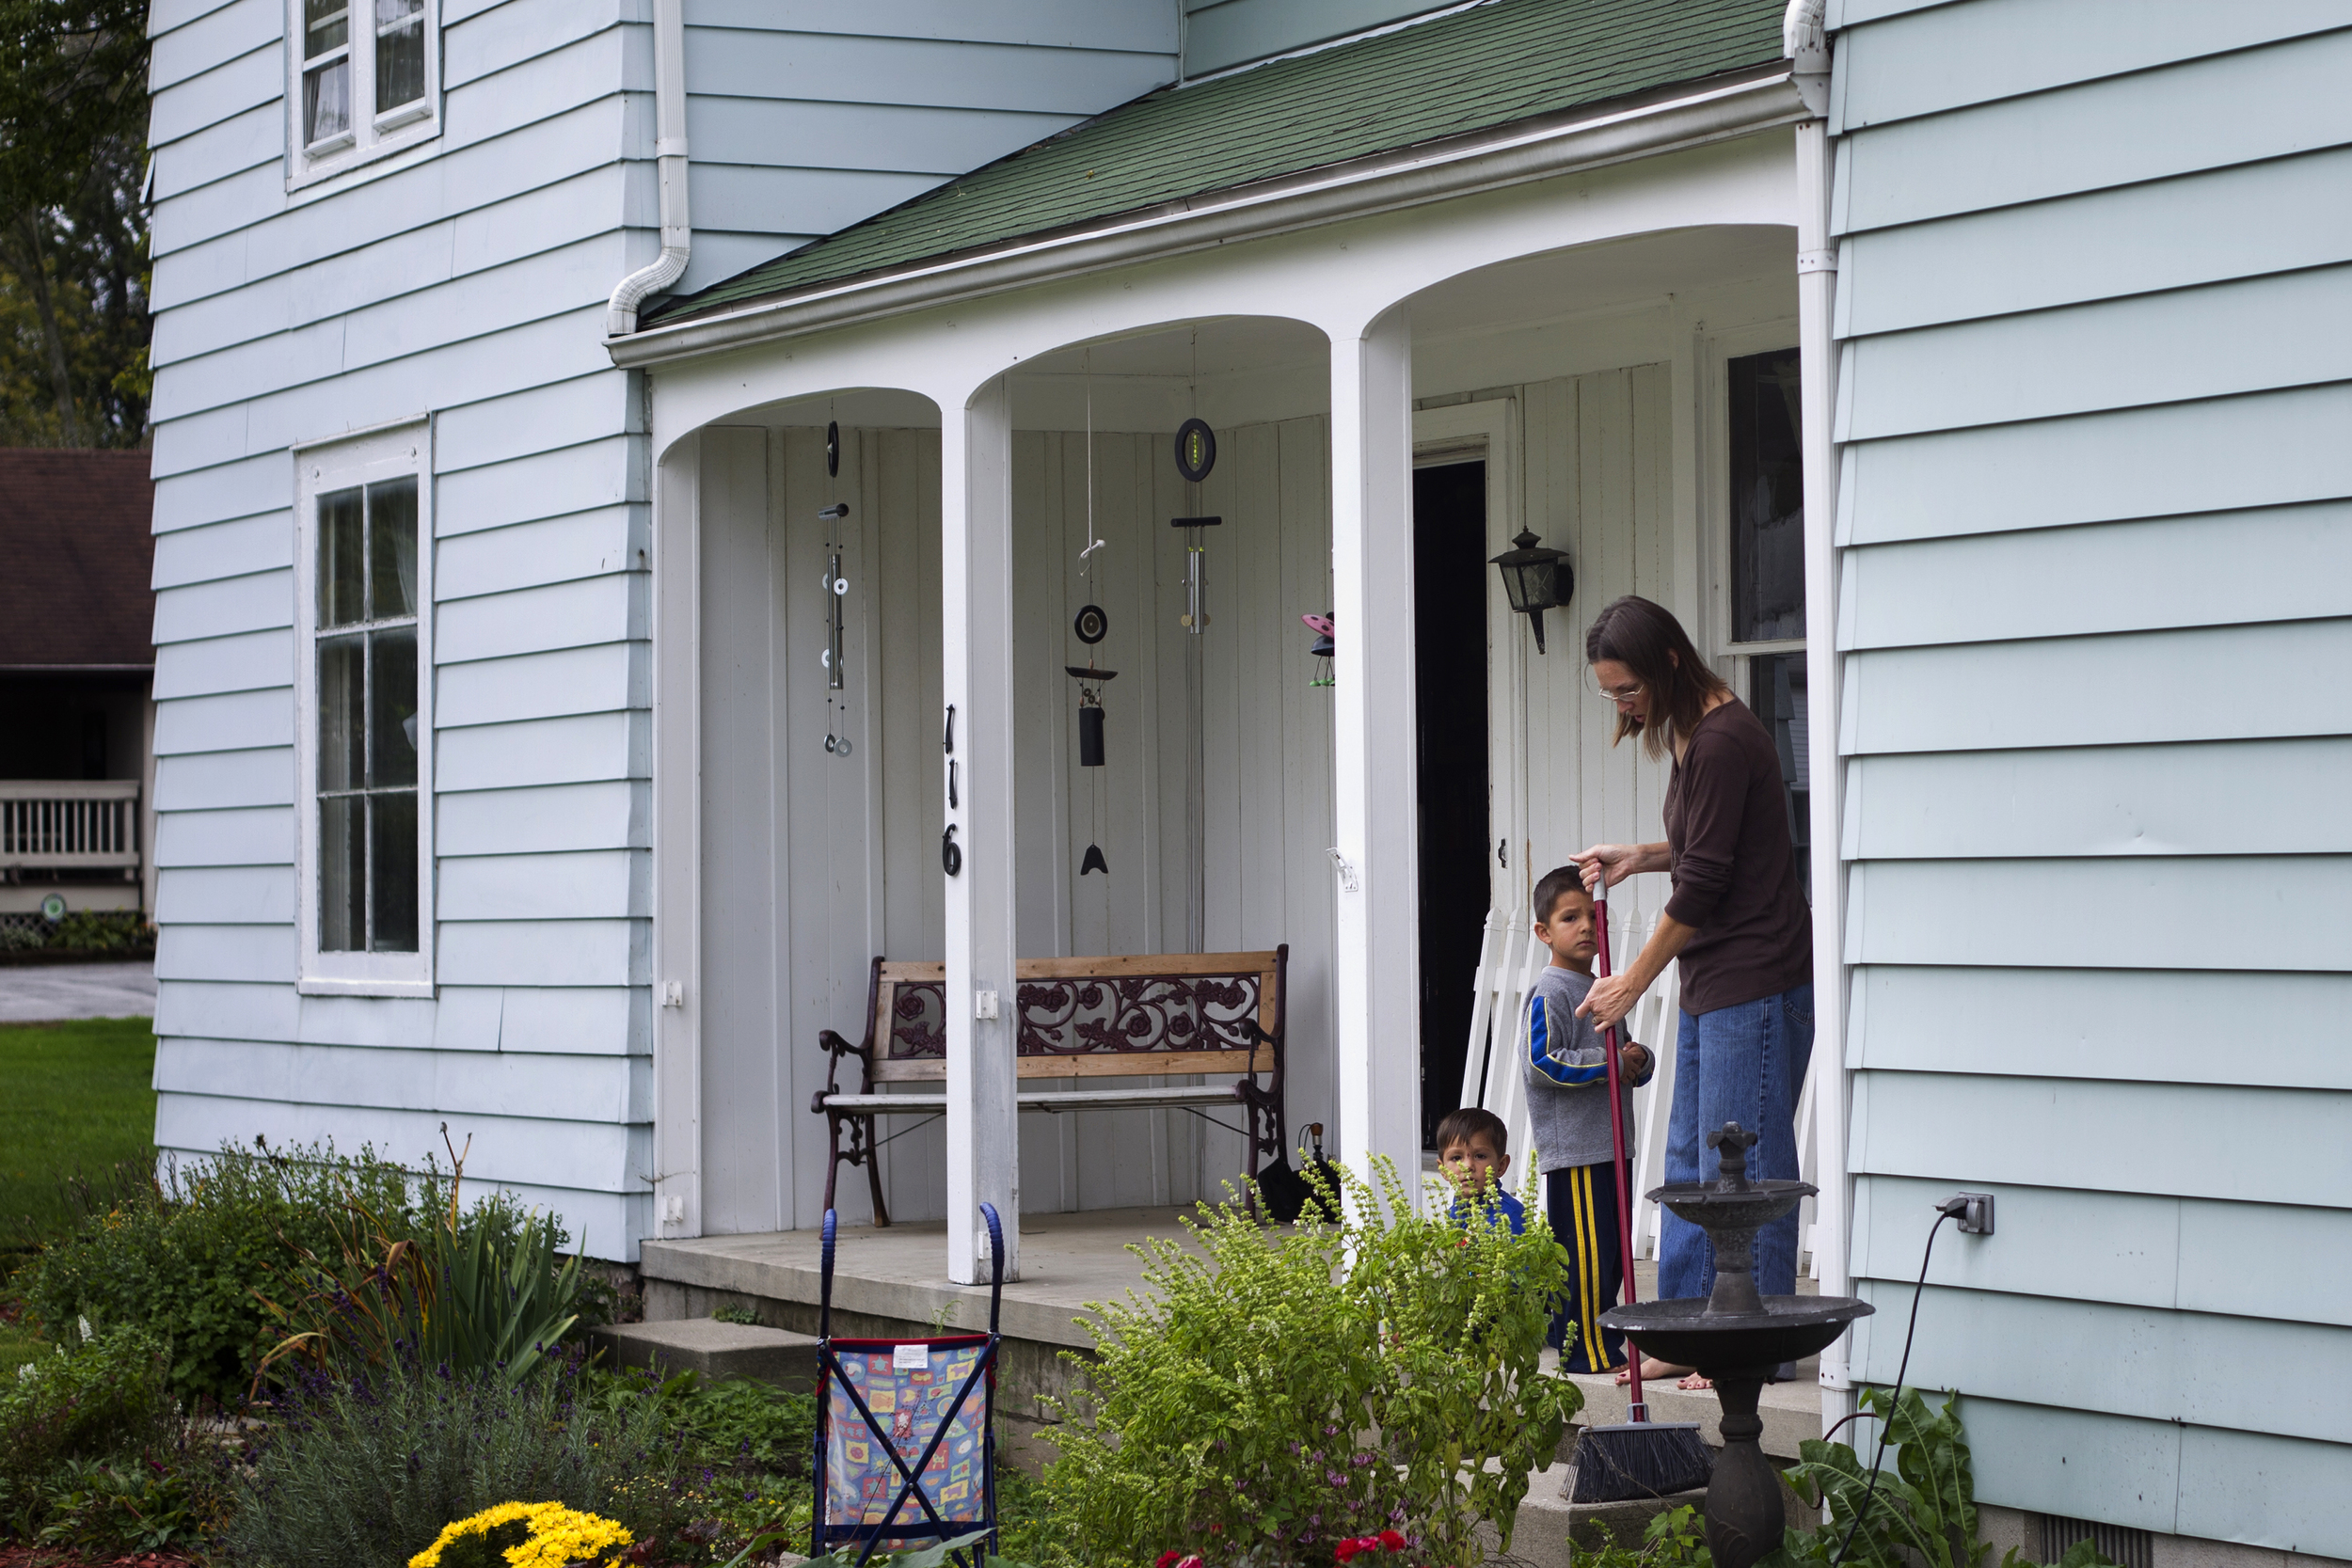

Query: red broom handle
left=1593, top=879, right=1648, bottom=1418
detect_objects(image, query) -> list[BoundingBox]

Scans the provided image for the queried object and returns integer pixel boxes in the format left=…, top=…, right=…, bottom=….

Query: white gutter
left=607, top=0, right=691, bottom=337
left=1784, top=0, right=1855, bottom=1433
left=605, top=65, right=1806, bottom=368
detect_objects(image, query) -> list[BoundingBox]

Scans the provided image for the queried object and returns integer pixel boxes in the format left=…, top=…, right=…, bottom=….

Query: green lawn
left=0, top=1015, right=158, bottom=1248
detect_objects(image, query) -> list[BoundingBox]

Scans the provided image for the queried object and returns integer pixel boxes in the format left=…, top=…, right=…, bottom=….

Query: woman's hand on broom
left=1579, top=973, right=1644, bottom=1034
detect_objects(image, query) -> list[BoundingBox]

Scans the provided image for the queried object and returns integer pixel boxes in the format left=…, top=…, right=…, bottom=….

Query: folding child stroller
left=812, top=1203, right=1006, bottom=1566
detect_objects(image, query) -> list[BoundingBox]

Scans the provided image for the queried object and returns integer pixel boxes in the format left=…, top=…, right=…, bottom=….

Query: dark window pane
left=367, top=477, right=417, bottom=619
left=1729, top=348, right=1805, bottom=642
left=320, top=488, right=365, bottom=626
left=319, top=636, right=366, bottom=790
left=374, top=0, right=426, bottom=109
left=1750, top=653, right=1810, bottom=901
left=370, top=627, right=418, bottom=788
left=305, top=0, right=349, bottom=57
left=370, top=792, right=419, bottom=952
left=320, top=795, right=366, bottom=950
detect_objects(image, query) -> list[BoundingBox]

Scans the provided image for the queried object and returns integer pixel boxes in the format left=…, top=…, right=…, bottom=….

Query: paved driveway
left=0, top=960, right=156, bottom=1022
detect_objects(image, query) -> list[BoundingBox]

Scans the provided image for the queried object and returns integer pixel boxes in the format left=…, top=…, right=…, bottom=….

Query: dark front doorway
left=1412, top=460, right=1490, bottom=1148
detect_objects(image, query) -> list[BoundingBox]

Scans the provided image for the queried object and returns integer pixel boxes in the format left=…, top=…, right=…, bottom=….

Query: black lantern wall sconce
left=1489, top=529, right=1574, bottom=654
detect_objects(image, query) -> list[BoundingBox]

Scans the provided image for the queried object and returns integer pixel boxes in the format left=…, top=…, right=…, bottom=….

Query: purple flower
left=1327, top=1471, right=1345, bottom=1487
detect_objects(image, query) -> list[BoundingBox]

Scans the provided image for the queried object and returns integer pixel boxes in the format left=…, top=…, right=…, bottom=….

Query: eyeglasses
left=1593, top=681, right=1645, bottom=704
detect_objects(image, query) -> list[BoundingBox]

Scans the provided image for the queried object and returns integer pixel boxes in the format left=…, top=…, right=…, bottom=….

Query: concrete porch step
left=587, top=1317, right=820, bottom=1390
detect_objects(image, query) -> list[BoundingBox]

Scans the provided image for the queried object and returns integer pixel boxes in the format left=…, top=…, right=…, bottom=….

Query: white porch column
left=943, top=376, right=1022, bottom=1284
left=1789, top=0, right=1852, bottom=1427
left=1328, top=309, right=1423, bottom=1201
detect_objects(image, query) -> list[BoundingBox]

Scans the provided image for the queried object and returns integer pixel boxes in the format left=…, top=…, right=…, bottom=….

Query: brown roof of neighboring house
left=0, top=449, right=156, bottom=671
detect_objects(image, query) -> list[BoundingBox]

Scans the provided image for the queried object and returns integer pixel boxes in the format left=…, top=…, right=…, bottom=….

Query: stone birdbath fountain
left=1601, top=1123, right=1876, bottom=1568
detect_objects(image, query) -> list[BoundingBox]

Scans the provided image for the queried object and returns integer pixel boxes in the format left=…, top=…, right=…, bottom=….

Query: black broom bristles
left=1568, top=1419, right=1715, bottom=1504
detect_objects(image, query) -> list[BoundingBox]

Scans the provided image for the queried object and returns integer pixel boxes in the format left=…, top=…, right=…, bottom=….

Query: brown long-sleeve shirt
left=1662, top=699, right=1814, bottom=1015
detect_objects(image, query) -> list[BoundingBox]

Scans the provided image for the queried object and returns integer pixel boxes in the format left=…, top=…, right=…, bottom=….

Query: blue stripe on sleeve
left=1529, top=991, right=1610, bottom=1087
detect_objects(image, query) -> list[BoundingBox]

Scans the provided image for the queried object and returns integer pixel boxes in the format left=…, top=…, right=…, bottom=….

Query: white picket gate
left=1456, top=904, right=1825, bottom=1275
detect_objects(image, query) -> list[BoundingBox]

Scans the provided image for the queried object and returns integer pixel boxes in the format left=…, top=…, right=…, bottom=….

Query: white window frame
left=285, top=0, right=440, bottom=190
left=294, top=418, right=436, bottom=996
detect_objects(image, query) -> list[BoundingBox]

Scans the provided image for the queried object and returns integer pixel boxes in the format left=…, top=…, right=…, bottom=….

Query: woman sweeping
left=1571, top=595, right=1813, bottom=1390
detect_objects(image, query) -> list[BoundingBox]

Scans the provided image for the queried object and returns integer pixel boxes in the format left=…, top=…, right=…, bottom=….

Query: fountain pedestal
left=1601, top=1124, right=1874, bottom=1568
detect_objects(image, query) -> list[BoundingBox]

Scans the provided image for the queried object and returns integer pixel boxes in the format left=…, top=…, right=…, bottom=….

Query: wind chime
left=1066, top=359, right=1114, bottom=876
left=1172, top=392, right=1218, bottom=949
left=819, top=419, right=853, bottom=756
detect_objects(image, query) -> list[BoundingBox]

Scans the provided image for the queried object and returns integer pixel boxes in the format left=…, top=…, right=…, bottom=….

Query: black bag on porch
left=1255, top=1121, right=1342, bottom=1224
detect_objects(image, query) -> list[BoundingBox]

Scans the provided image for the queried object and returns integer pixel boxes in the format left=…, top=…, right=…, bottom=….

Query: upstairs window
left=296, top=424, right=434, bottom=994
left=291, top=0, right=437, bottom=184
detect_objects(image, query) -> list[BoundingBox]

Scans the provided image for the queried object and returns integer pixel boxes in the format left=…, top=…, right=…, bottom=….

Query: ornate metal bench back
left=872, top=954, right=1281, bottom=1071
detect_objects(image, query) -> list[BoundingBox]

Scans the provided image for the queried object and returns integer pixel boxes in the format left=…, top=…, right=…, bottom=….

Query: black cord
left=1829, top=1201, right=1962, bottom=1567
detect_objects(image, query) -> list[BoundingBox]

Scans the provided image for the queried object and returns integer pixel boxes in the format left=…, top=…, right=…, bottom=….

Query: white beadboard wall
left=1827, top=2, right=2352, bottom=1552
left=142, top=0, right=1178, bottom=1262
left=688, top=350, right=1705, bottom=1234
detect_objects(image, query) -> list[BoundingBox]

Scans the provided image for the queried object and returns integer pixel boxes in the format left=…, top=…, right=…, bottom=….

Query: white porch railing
left=0, top=781, right=143, bottom=875
left=1458, top=905, right=1825, bottom=1275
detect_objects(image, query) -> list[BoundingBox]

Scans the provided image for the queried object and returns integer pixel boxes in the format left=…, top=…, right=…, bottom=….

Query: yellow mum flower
left=408, top=1500, right=633, bottom=1568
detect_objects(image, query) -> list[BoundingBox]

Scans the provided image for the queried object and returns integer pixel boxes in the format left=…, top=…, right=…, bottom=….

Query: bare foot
left=1614, top=1356, right=1695, bottom=1386
left=1677, top=1371, right=1713, bottom=1390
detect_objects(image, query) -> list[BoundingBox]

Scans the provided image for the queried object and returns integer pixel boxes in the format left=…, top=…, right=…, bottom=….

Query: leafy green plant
left=1574, top=1502, right=1712, bottom=1568
left=22, top=1138, right=453, bottom=1406
left=254, top=1174, right=583, bottom=1388
left=33, top=1449, right=226, bottom=1557
left=45, top=911, right=153, bottom=952
left=0, top=1321, right=175, bottom=1525
left=1750, top=1388, right=2111, bottom=1568
left=1041, top=1159, right=1579, bottom=1568
left=220, top=1354, right=701, bottom=1568
left=712, top=1302, right=761, bottom=1325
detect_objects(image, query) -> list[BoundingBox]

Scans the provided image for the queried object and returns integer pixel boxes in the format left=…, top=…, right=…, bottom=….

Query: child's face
left=1535, top=889, right=1598, bottom=968
left=1439, top=1133, right=1509, bottom=1196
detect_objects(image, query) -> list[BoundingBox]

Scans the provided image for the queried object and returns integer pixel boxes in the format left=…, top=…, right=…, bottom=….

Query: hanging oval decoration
left=1173, top=418, right=1216, bottom=484
left=941, top=825, right=962, bottom=877
left=1073, top=604, right=1109, bottom=645
left=826, top=420, right=840, bottom=478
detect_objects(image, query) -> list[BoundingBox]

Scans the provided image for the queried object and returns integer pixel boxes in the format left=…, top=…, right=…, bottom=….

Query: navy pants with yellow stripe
left=1546, top=1161, right=1629, bottom=1373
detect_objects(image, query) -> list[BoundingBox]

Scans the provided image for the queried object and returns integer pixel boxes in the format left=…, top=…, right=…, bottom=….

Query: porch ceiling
left=644, top=0, right=1788, bottom=329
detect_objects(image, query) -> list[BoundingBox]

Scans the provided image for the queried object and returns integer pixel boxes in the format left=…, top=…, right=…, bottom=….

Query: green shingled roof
left=645, top=0, right=1786, bottom=326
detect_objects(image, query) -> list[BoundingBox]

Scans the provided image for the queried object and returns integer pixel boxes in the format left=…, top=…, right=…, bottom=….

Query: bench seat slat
left=821, top=1085, right=1244, bottom=1115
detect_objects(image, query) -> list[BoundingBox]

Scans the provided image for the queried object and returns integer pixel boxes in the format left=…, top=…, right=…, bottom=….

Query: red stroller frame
left=811, top=1203, right=1006, bottom=1567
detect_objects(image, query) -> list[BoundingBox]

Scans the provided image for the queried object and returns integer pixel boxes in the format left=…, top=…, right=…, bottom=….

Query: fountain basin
left=1604, top=1293, right=1873, bottom=1379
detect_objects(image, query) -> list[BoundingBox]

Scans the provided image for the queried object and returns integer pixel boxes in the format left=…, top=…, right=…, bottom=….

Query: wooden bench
left=813, top=948, right=1289, bottom=1225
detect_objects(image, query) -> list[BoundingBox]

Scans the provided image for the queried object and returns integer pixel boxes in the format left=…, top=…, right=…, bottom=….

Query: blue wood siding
left=1829, top=4, right=2352, bottom=1553
left=1182, top=0, right=1457, bottom=76
left=144, top=0, right=1175, bottom=1260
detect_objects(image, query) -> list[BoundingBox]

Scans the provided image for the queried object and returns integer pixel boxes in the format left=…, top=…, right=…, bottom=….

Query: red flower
left=1157, top=1554, right=1182, bottom=1568
left=1336, top=1543, right=1363, bottom=1563
left=1379, top=1529, right=1407, bottom=1551
left=1178, top=1558, right=1205, bottom=1568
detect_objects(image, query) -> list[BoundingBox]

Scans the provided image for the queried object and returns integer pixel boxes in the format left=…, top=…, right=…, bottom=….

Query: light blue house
left=145, top=0, right=2349, bottom=1560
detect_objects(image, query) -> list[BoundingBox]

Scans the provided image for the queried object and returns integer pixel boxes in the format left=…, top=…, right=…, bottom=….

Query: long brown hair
left=1584, top=595, right=1730, bottom=762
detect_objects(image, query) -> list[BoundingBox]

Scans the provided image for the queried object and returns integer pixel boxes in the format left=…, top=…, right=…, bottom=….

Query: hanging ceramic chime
left=1301, top=612, right=1335, bottom=687
left=1069, top=362, right=1112, bottom=877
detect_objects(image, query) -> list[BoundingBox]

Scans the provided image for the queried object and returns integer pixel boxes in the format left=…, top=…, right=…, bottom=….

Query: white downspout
left=1784, top=0, right=1855, bottom=1439
left=608, top=0, right=691, bottom=336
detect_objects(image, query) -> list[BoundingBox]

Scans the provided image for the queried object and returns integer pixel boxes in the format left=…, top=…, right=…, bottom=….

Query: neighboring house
left=146, top=0, right=2349, bottom=1561
left=0, top=450, right=157, bottom=925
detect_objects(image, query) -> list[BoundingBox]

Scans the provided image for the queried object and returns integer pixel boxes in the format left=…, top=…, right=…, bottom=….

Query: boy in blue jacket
left=1525, top=864, right=1654, bottom=1373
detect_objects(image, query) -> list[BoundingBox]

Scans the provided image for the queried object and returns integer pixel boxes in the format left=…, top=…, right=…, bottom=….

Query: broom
left=1566, top=875, right=1714, bottom=1505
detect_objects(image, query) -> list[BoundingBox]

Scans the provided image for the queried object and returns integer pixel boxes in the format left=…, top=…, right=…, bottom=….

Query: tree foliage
left=0, top=0, right=151, bottom=446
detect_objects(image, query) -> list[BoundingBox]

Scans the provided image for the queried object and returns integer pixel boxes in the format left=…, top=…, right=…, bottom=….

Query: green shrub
left=23, top=1140, right=451, bottom=1407
left=256, top=1188, right=583, bottom=1387
left=46, top=911, right=152, bottom=952
left=220, top=1355, right=701, bottom=1568
left=31, top=1449, right=228, bottom=1557
left=1042, top=1160, right=1580, bottom=1568
left=0, top=1322, right=175, bottom=1532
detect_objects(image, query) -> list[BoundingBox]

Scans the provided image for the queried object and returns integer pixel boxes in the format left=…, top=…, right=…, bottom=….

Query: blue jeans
left=1656, top=984, right=1814, bottom=1303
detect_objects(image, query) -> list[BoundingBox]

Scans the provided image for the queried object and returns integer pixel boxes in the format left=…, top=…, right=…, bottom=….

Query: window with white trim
left=290, top=0, right=437, bottom=183
left=296, top=425, right=434, bottom=994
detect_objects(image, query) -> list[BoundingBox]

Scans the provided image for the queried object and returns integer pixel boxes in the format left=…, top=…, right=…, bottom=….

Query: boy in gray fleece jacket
left=1525, top=864, right=1655, bottom=1372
